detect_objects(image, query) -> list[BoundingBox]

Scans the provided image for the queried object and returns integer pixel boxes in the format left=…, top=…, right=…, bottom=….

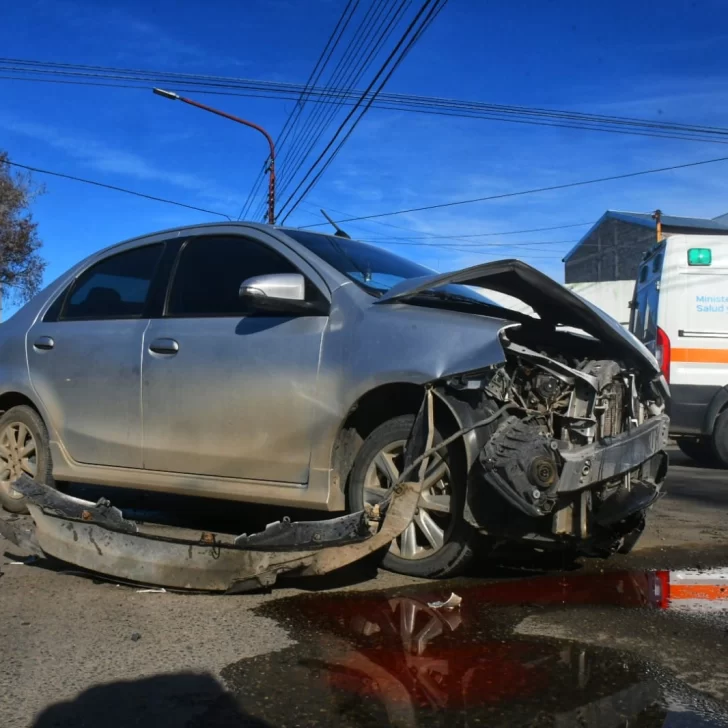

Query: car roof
left=101, top=221, right=342, bottom=256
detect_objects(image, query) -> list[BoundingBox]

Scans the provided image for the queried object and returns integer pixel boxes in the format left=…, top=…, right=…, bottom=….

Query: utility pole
left=152, top=88, right=277, bottom=224
left=652, top=209, right=663, bottom=243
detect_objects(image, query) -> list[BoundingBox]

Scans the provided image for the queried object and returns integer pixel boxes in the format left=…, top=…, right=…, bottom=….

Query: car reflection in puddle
left=221, top=569, right=728, bottom=727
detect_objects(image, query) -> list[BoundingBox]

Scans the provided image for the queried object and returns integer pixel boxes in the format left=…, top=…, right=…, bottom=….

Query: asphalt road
left=1, top=451, right=727, bottom=727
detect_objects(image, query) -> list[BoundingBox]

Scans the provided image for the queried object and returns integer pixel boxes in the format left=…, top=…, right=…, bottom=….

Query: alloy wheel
left=362, top=440, right=453, bottom=560
left=0, top=421, right=37, bottom=501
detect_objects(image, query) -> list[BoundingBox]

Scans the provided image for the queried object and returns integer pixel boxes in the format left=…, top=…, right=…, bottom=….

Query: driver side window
left=166, top=235, right=305, bottom=317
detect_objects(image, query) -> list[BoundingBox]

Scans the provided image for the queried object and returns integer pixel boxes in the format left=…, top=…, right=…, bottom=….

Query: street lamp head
left=153, top=88, right=180, bottom=101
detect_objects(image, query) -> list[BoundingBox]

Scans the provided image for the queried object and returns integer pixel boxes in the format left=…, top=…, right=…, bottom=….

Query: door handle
left=33, top=336, right=55, bottom=351
left=149, top=338, right=179, bottom=355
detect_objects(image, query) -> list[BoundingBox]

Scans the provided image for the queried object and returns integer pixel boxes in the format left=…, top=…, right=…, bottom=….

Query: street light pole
left=153, top=88, right=276, bottom=225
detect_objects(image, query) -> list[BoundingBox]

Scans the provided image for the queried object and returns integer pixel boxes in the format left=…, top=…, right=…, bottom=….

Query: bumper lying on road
left=0, top=475, right=424, bottom=592
left=0, top=390, right=444, bottom=592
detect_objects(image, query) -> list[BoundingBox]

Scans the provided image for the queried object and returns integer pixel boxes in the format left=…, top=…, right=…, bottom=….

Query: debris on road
left=7, top=556, right=37, bottom=566
left=427, top=592, right=463, bottom=610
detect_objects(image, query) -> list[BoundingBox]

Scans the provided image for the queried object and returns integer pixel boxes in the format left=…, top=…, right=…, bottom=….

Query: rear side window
left=62, top=244, right=163, bottom=321
left=166, top=235, right=298, bottom=317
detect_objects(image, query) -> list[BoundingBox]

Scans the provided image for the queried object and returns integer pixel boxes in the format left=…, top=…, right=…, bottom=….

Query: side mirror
left=239, top=273, right=328, bottom=315
left=239, top=273, right=305, bottom=302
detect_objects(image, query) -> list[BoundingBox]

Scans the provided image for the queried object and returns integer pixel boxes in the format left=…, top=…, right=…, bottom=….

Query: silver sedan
left=0, top=223, right=669, bottom=577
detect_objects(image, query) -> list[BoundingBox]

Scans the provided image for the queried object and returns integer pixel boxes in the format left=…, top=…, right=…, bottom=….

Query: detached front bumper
left=0, top=475, right=424, bottom=592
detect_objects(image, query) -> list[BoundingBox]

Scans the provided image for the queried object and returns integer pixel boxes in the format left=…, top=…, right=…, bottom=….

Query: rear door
left=141, top=232, right=329, bottom=483
left=27, top=243, right=164, bottom=467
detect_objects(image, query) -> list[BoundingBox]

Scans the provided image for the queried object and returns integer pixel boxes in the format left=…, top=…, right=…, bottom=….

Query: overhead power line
left=301, top=154, right=728, bottom=226
left=3, top=160, right=231, bottom=219
left=5, top=58, right=728, bottom=146
left=358, top=221, right=595, bottom=241
left=257, top=0, right=394, bottom=219
left=357, top=238, right=578, bottom=249
left=279, top=0, right=448, bottom=222
left=238, top=0, right=360, bottom=221
left=271, top=0, right=410, bottom=212
left=301, top=199, right=594, bottom=241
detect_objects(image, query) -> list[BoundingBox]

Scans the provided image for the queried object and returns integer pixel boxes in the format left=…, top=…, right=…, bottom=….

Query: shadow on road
left=32, top=672, right=269, bottom=728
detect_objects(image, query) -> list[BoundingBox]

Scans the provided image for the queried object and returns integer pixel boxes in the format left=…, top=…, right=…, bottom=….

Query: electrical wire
left=300, top=154, right=728, bottom=226
left=238, top=0, right=360, bottom=220
left=6, top=69, right=726, bottom=147
left=3, top=160, right=232, bottom=219
left=265, top=0, right=410, bottom=219
left=0, top=161, right=654, bottom=267
left=279, top=0, right=452, bottom=220
left=279, top=0, right=446, bottom=221
left=300, top=199, right=595, bottom=240
left=356, top=222, right=595, bottom=241
left=5, top=58, right=728, bottom=142
left=249, top=0, right=394, bottom=221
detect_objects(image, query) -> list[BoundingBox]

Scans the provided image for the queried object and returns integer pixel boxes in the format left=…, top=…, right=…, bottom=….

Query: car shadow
left=668, top=450, right=728, bottom=471
left=234, top=316, right=293, bottom=335
left=31, top=672, right=269, bottom=727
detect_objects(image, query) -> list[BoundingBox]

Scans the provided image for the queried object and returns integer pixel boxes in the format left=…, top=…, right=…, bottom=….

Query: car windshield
left=282, top=229, right=499, bottom=306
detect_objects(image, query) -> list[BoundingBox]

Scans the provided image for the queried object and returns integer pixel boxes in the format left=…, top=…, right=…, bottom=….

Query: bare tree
left=0, top=152, right=46, bottom=305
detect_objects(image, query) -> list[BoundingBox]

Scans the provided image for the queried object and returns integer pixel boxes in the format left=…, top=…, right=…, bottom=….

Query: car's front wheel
left=0, top=405, right=54, bottom=514
left=347, top=414, right=477, bottom=578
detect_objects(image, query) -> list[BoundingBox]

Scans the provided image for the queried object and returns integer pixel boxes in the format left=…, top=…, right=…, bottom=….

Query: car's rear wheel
left=676, top=437, right=716, bottom=465
left=0, top=406, right=53, bottom=514
left=348, top=414, right=477, bottom=578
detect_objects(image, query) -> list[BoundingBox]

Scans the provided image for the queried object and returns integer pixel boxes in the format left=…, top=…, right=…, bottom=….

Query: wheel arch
left=328, top=381, right=472, bottom=501
left=0, top=390, right=43, bottom=418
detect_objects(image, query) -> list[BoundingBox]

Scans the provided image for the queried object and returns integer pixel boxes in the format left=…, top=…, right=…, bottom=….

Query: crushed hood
left=375, top=259, right=660, bottom=375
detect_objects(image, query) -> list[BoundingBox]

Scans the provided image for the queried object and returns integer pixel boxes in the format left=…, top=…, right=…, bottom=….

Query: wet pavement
left=215, top=570, right=728, bottom=727
left=2, top=454, right=728, bottom=727
left=25, top=564, right=728, bottom=727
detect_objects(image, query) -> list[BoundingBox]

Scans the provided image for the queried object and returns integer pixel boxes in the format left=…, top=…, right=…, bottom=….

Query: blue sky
left=3, top=0, right=728, bottom=314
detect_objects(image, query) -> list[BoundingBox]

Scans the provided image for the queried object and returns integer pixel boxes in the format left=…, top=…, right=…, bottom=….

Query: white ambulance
left=630, top=233, right=728, bottom=466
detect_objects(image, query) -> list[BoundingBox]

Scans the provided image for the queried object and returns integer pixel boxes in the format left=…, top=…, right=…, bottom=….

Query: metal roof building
left=563, top=210, right=728, bottom=284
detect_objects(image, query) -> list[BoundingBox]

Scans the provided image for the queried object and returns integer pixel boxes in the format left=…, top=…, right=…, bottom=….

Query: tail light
left=655, top=327, right=671, bottom=382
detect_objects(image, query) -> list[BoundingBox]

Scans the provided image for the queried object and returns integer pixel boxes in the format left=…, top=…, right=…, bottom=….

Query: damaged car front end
left=380, top=259, right=669, bottom=557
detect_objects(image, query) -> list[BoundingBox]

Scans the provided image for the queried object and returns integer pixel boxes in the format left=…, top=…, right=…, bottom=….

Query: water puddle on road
left=220, top=568, right=728, bottom=727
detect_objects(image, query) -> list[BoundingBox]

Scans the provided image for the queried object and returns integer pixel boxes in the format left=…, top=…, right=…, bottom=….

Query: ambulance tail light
left=656, top=327, right=671, bottom=382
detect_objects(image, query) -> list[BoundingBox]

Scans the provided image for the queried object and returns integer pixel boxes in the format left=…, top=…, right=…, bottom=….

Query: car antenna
left=319, top=209, right=371, bottom=283
left=321, top=209, right=351, bottom=239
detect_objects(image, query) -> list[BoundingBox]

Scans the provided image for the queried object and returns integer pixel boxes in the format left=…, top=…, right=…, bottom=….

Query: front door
left=27, top=243, right=164, bottom=467
left=141, top=234, right=328, bottom=483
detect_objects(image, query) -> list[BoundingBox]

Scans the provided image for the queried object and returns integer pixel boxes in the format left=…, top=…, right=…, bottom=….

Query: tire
left=0, top=405, right=54, bottom=514
left=347, top=414, right=477, bottom=578
left=711, top=410, right=728, bottom=469
left=676, top=438, right=716, bottom=465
